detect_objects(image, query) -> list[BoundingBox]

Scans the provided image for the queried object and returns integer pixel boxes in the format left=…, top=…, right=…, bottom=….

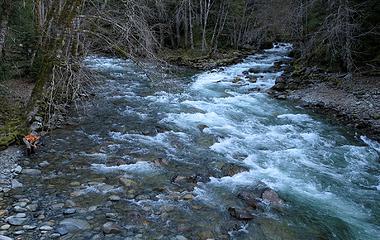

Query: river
left=3, top=44, right=380, bottom=239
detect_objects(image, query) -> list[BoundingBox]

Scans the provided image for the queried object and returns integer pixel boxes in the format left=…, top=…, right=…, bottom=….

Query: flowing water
left=4, top=44, right=380, bottom=239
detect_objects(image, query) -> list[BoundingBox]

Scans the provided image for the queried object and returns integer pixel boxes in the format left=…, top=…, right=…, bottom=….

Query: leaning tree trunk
left=27, top=0, right=84, bottom=122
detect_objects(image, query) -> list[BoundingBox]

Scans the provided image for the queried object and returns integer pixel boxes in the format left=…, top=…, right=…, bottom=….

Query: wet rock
left=0, top=235, right=13, bottom=240
left=13, top=206, right=27, bottom=213
left=228, top=207, right=254, bottom=221
left=0, top=225, right=10, bottom=230
left=51, top=203, right=64, bottom=209
left=119, top=177, right=137, bottom=188
left=13, top=231, right=24, bottom=235
left=237, top=192, right=259, bottom=209
left=182, top=194, right=194, bottom=201
left=56, top=227, right=68, bottom=236
left=135, top=194, right=150, bottom=201
left=22, top=169, right=41, bottom=176
left=261, top=189, right=284, bottom=207
left=6, top=216, right=26, bottom=226
left=232, top=77, right=243, bottom=83
left=175, top=235, right=188, bottom=240
left=11, top=179, right=23, bottom=189
left=39, top=225, right=53, bottom=231
left=153, top=158, right=169, bottom=166
left=15, top=201, right=27, bottom=207
left=26, top=204, right=38, bottom=212
left=64, top=200, right=76, bottom=208
left=63, top=208, right=76, bottom=215
left=105, top=213, right=118, bottom=219
left=102, top=222, right=123, bottom=234
left=197, top=124, right=209, bottom=132
left=220, top=163, right=249, bottom=177
left=22, top=225, right=37, bottom=230
left=50, top=233, right=61, bottom=238
left=38, top=161, right=50, bottom=168
left=109, top=195, right=121, bottom=201
left=59, top=218, right=90, bottom=231
left=14, top=166, right=22, bottom=174
left=247, top=75, right=258, bottom=83
left=248, top=68, right=261, bottom=74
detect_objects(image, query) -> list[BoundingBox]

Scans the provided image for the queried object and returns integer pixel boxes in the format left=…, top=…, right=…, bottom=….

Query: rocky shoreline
left=270, top=67, right=380, bottom=142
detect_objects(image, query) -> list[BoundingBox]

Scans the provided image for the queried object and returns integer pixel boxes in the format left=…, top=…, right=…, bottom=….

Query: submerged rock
left=102, top=222, right=122, bottom=234
left=0, top=235, right=13, bottom=240
left=119, top=177, right=137, bottom=189
left=237, top=192, right=259, bottom=209
left=6, top=216, right=26, bottom=226
left=59, top=218, right=90, bottom=231
left=11, top=179, right=23, bottom=189
left=261, top=189, right=284, bottom=207
left=22, top=169, right=41, bottom=175
left=228, top=207, right=254, bottom=221
left=220, top=163, right=249, bottom=177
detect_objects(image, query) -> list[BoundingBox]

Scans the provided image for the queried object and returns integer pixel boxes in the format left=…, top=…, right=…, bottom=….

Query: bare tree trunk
left=188, top=0, right=194, bottom=49
left=0, top=0, right=11, bottom=58
left=201, top=0, right=212, bottom=51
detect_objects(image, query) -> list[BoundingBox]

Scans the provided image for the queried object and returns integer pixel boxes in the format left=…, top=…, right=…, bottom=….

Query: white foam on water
left=361, top=136, right=380, bottom=153
left=277, top=113, right=315, bottom=123
left=91, top=161, right=158, bottom=174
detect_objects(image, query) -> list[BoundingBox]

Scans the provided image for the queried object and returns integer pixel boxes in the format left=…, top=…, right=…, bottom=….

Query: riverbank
left=0, top=78, right=33, bottom=150
left=270, top=68, right=380, bottom=142
left=160, top=48, right=257, bottom=70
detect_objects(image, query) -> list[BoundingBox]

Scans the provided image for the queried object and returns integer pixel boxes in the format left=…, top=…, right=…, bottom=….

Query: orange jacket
left=25, top=134, right=40, bottom=144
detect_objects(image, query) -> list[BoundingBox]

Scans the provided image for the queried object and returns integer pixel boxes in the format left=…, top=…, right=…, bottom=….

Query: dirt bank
left=270, top=68, right=380, bottom=141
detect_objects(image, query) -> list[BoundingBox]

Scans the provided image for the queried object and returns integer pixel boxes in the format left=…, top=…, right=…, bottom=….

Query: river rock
left=26, top=204, right=38, bottom=212
left=197, top=124, right=209, bottom=132
left=56, top=227, right=68, bottom=236
left=39, top=225, right=53, bottom=231
left=176, top=235, right=188, bottom=240
left=108, top=195, right=121, bottom=201
left=102, top=222, right=122, bottom=234
left=0, top=225, right=10, bottom=230
left=233, top=77, right=243, bottom=83
left=13, top=206, right=27, bottom=213
left=228, top=207, right=254, bottom=220
left=11, top=179, right=23, bottom=189
left=237, top=192, right=259, bottom=209
left=119, top=177, right=137, bottom=188
left=247, top=75, right=258, bottom=83
left=220, top=163, right=249, bottom=177
left=0, top=235, right=13, bottom=240
left=63, top=208, right=76, bottom=215
left=59, top=218, right=90, bottom=231
left=22, top=225, right=37, bottom=230
left=261, top=189, right=284, bottom=206
left=248, top=68, right=261, bottom=74
left=22, top=169, right=41, bottom=176
left=14, top=166, right=22, bottom=174
left=64, top=200, right=76, bottom=208
left=38, top=161, right=50, bottom=168
left=6, top=216, right=26, bottom=226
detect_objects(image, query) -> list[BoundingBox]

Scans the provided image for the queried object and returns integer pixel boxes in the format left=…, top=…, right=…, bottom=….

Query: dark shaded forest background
left=0, top=0, right=379, bottom=147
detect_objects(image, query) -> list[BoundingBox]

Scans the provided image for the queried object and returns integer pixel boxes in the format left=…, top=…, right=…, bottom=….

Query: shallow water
left=6, top=44, right=380, bottom=239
